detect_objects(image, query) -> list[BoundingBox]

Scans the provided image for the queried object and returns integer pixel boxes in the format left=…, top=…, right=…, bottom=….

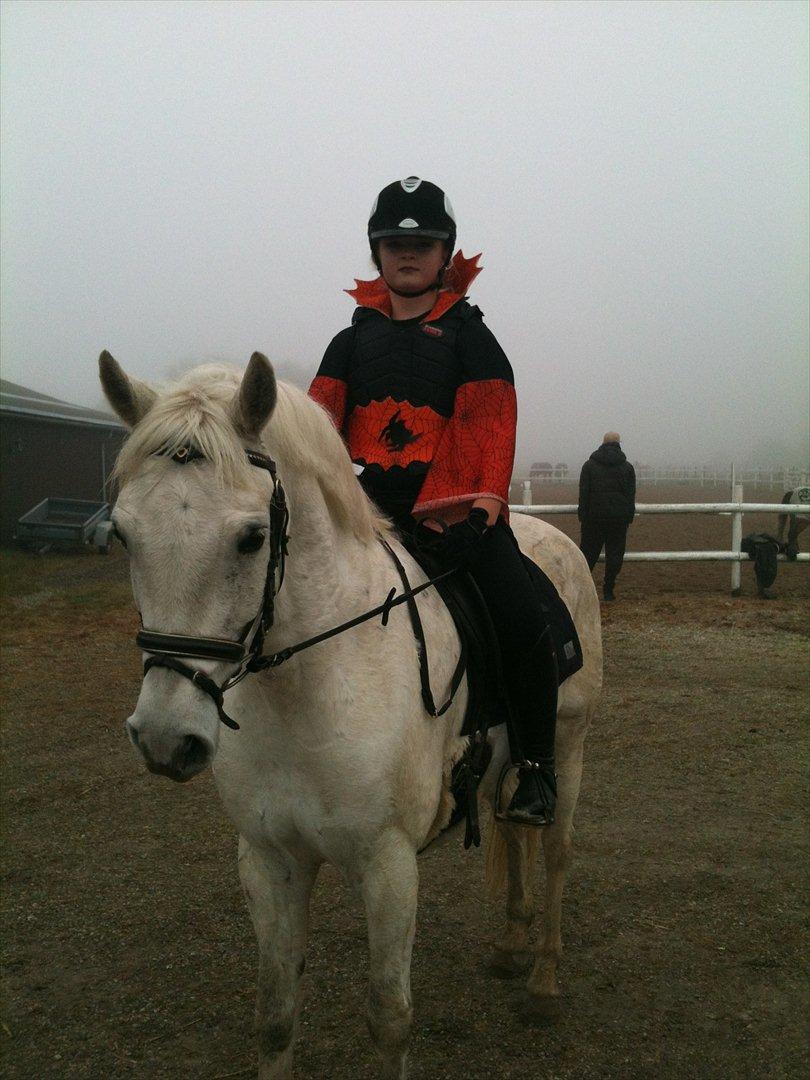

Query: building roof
left=0, top=379, right=124, bottom=429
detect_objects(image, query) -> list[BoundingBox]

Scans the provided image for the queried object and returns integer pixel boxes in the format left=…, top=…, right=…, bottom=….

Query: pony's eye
left=238, top=530, right=266, bottom=555
left=112, top=524, right=128, bottom=549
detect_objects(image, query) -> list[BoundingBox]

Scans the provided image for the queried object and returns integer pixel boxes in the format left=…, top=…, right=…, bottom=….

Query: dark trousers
left=403, top=516, right=548, bottom=653
left=465, top=521, right=547, bottom=657
left=580, top=520, right=628, bottom=590
left=455, top=521, right=557, bottom=763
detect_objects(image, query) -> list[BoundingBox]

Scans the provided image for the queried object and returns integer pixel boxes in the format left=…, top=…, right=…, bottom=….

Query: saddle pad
left=520, top=555, right=584, bottom=684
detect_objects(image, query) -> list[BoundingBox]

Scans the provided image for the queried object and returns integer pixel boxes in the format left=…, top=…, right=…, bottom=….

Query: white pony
left=100, top=351, right=602, bottom=1080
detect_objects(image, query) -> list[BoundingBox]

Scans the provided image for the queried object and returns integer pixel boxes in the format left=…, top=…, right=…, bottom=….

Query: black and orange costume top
left=309, top=252, right=517, bottom=525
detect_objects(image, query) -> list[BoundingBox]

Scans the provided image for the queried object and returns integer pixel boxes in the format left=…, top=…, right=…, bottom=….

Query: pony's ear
left=99, top=351, right=157, bottom=428
left=231, top=352, right=277, bottom=440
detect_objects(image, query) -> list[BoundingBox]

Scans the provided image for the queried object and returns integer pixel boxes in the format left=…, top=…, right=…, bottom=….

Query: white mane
left=114, top=363, right=391, bottom=543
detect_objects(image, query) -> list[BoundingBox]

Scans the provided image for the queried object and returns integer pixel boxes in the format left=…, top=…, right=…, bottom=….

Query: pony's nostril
left=126, top=720, right=140, bottom=748
left=176, top=734, right=210, bottom=773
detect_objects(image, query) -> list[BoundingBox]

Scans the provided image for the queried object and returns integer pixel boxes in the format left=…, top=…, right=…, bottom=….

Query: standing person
left=308, top=176, right=557, bottom=826
left=578, top=432, right=636, bottom=602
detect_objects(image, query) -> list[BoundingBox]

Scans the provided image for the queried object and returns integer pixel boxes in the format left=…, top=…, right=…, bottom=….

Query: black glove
left=432, top=507, right=491, bottom=567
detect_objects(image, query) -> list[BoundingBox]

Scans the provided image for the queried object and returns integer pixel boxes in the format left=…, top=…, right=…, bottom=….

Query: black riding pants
left=579, top=520, right=628, bottom=590
left=400, top=514, right=548, bottom=652
left=464, top=520, right=547, bottom=651
left=445, top=519, right=557, bottom=763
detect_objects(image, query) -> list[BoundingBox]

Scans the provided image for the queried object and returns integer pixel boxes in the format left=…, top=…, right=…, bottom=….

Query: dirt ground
left=1, top=485, right=808, bottom=1079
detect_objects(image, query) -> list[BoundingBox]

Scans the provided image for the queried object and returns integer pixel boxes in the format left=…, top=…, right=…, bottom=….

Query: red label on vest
left=422, top=324, right=443, bottom=337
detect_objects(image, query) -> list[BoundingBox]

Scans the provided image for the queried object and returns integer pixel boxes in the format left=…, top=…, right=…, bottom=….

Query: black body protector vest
left=346, top=300, right=483, bottom=524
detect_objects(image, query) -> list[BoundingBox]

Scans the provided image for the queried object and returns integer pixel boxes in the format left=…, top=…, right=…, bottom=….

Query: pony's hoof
left=487, top=949, right=533, bottom=978
left=522, top=992, right=562, bottom=1025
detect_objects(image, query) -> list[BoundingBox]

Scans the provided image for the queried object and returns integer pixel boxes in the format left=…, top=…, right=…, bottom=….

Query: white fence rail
left=514, top=503, right=810, bottom=515
left=515, top=468, right=810, bottom=488
left=510, top=491, right=809, bottom=594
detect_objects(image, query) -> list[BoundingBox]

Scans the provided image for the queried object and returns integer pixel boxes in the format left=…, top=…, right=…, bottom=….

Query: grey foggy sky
left=1, top=0, right=808, bottom=471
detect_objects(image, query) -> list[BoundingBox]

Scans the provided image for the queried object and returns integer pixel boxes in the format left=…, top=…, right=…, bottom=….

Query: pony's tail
left=484, top=815, right=541, bottom=901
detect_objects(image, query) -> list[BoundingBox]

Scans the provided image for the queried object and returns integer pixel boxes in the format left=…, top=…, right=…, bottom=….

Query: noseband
left=136, top=445, right=289, bottom=730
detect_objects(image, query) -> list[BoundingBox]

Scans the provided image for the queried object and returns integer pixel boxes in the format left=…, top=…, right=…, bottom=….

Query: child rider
left=309, top=176, right=557, bottom=826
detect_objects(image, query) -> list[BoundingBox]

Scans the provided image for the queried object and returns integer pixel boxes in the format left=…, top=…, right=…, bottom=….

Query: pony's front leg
left=238, top=839, right=318, bottom=1080
left=361, top=833, right=419, bottom=1080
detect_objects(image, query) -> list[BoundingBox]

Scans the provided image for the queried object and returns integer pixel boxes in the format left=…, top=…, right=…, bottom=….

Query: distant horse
left=777, top=486, right=809, bottom=555
left=100, top=352, right=602, bottom=1080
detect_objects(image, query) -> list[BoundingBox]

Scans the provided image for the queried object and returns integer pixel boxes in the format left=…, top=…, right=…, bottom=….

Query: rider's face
left=377, top=237, right=448, bottom=294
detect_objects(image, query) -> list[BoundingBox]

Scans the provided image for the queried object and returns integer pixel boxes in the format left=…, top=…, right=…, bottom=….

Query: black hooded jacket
left=578, top=443, right=636, bottom=525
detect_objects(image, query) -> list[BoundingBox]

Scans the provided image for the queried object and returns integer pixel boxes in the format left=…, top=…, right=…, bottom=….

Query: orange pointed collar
left=345, top=250, right=483, bottom=323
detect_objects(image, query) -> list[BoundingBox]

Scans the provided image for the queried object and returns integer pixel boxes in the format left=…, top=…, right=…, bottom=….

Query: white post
left=731, top=479, right=743, bottom=595
left=522, top=479, right=532, bottom=506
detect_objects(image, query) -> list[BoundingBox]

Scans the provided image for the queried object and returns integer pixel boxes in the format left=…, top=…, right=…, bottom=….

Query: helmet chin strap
left=384, top=274, right=442, bottom=299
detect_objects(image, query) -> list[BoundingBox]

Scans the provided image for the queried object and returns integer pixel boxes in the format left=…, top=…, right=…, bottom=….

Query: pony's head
left=100, top=350, right=386, bottom=782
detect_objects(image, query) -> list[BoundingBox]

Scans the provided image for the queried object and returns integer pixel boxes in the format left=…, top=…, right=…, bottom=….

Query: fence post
left=522, top=479, right=532, bottom=506
left=731, top=480, right=743, bottom=595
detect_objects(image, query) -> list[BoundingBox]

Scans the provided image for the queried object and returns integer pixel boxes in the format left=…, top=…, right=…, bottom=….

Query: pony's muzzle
left=126, top=717, right=213, bottom=783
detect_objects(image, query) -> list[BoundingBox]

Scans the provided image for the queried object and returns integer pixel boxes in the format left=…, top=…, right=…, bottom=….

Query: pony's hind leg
left=486, top=817, right=541, bottom=976
left=238, top=839, right=319, bottom=1080
left=525, top=820, right=572, bottom=1014
left=360, top=831, right=419, bottom=1080
left=526, top=716, right=587, bottom=1008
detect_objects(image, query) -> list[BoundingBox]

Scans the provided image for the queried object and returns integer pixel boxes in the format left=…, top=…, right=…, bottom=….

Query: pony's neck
left=266, top=466, right=385, bottom=648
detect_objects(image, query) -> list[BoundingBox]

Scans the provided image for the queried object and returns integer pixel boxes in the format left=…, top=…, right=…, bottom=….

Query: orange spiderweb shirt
left=309, top=252, right=517, bottom=522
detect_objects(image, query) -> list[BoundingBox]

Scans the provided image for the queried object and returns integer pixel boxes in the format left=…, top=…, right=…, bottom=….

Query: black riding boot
left=502, top=628, right=558, bottom=826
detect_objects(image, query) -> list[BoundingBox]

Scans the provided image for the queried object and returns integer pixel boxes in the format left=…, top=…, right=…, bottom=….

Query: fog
left=1, top=0, right=807, bottom=472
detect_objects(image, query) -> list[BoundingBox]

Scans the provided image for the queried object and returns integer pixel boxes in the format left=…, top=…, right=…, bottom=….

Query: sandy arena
left=1, top=485, right=808, bottom=1079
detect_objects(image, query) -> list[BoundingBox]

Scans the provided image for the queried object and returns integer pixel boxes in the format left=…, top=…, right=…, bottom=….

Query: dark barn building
left=0, top=379, right=125, bottom=546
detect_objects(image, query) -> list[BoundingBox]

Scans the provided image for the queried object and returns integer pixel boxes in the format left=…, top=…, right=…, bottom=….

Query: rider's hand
left=434, top=507, right=491, bottom=566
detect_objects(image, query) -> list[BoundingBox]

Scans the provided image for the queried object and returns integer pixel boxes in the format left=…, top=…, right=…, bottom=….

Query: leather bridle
left=133, top=444, right=465, bottom=732
left=135, top=444, right=289, bottom=730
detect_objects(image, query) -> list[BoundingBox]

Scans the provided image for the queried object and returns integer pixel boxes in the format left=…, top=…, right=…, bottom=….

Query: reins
left=135, top=444, right=465, bottom=730
left=249, top=542, right=464, bottom=717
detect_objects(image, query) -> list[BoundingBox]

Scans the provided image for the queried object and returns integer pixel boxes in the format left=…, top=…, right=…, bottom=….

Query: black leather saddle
left=403, top=541, right=584, bottom=736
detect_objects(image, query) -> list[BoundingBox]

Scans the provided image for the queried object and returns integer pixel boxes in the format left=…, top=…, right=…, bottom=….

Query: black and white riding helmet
left=368, top=177, right=456, bottom=253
